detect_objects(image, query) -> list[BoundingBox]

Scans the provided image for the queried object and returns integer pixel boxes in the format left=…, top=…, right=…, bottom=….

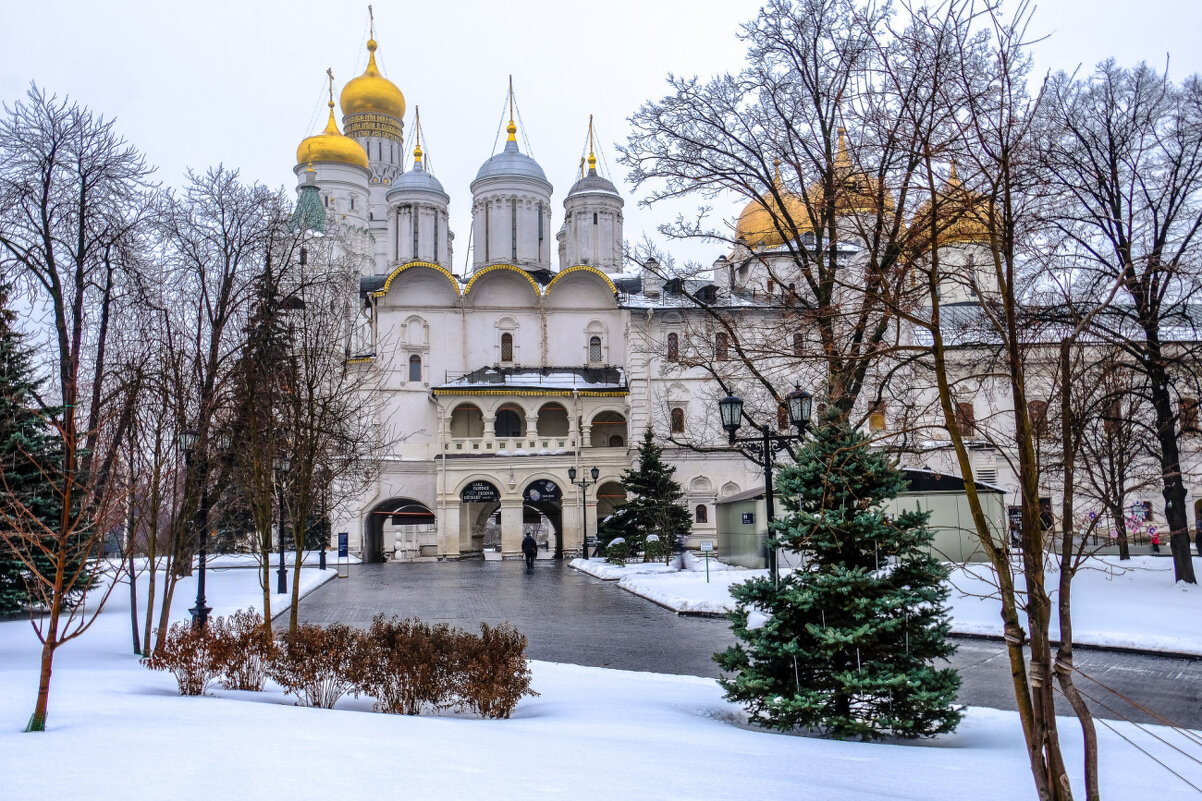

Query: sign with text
left=700, top=540, right=715, bottom=552
left=741, top=513, right=755, bottom=525
left=460, top=480, right=501, bottom=503
left=523, top=480, right=562, bottom=503
left=337, top=532, right=348, bottom=558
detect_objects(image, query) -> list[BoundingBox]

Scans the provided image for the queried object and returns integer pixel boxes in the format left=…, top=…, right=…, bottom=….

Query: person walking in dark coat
left=521, top=533, right=538, bottom=573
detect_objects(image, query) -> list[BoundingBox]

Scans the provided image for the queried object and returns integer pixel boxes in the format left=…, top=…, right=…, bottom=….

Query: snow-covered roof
left=434, top=366, right=628, bottom=396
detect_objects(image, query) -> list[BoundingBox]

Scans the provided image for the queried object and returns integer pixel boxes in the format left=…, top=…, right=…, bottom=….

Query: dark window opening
left=670, top=407, right=685, bottom=434
left=667, top=332, right=678, bottom=361
left=589, top=336, right=602, bottom=363
left=501, top=332, right=514, bottom=362
left=408, top=355, right=422, bottom=382
left=695, top=505, right=708, bottom=524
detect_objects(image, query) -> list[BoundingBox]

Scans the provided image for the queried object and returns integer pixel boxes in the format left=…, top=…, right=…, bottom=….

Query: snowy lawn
left=576, top=554, right=1202, bottom=656
left=2, top=566, right=1199, bottom=800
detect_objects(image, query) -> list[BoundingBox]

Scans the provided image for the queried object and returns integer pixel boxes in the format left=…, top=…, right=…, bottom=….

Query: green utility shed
left=714, top=468, right=1006, bottom=568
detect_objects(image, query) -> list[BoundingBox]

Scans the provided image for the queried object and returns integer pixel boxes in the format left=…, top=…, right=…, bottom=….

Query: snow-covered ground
left=575, top=555, right=1202, bottom=656
left=2, top=563, right=1200, bottom=799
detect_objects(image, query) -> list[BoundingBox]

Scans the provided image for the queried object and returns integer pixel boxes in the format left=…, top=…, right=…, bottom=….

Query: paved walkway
left=289, top=561, right=1202, bottom=728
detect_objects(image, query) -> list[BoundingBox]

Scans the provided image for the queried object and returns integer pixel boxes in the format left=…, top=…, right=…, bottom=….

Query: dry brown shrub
left=209, top=609, right=274, bottom=691
left=141, top=622, right=220, bottom=696
left=458, top=622, right=536, bottom=719
left=353, top=616, right=463, bottom=714
left=266, top=623, right=362, bottom=708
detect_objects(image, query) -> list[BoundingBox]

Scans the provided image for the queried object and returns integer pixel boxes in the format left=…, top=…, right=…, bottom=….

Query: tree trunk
left=1146, top=354, right=1197, bottom=583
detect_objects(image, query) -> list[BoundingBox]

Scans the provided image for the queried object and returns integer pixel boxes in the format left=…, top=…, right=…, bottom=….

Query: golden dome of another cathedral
left=340, top=39, right=406, bottom=120
left=736, top=164, right=815, bottom=249
left=735, top=132, right=896, bottom=249
left=296, top=103, right=369, bottom=169
left=908, top=163, right=992, bottom=249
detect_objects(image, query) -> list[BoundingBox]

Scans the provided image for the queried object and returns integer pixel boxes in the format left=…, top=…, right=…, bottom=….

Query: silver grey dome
left=473, top=139, right=551, bottom=187
left=566, top=167, right=620, bottom=199
left=387, top=161, right=449, bottom=203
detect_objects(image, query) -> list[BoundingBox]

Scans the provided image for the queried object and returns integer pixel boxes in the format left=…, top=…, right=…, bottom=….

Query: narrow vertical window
left=593, top=212, right=598, bottom=225
left=670, top=407, right=685, bottom=434
left=1182, top=397, right=1199, bottom=434
left=955, top=402, right=976, bottom=437
left=409, top=355, right=422, bottom=382
left=777, top=403, right=789, bottom=431
left=1028, top=400, right=1049, bottom=438
left=793, top=332, right=805, bottom=356
left=485, top=203, right=490, bottom=262
left=869, top=401, right=887, bottom=432
left=412, top=205, right=419, bottom=261
left=715, top=332, right=729, bottom=361
left=433, top=217, right=439, bottom=263
left=667, top=332, right=679, bottom=361
left=538, top=202, right=544, bottom=241
left=501, top=332, right=514, bottom=362
left=695, top=505, right=708, bottom=524
left=511, top=198, right=518, bottom=261
left=589, top=336, right=602, bottom=363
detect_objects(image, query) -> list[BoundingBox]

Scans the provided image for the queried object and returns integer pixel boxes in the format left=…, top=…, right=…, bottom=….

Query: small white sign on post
left=700, top=540, right=715, bottom=552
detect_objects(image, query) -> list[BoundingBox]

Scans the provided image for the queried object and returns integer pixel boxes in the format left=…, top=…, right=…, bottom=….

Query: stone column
left=439, top=503, right=461, bottom=560
left=500, top=499, right=524, bottom=559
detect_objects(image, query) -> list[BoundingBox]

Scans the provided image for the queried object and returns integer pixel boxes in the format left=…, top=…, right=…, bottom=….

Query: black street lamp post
left=276, top=454, right=291, bottom=595
left=718, top=384, right=812, bottom=584
left=567, top=466, right=601, bottom=559
left=182, top=429, right=212, bottom=629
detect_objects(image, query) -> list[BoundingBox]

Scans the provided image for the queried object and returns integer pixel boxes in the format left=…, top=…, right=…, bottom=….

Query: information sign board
left=461, top=480, right=501, bottom=503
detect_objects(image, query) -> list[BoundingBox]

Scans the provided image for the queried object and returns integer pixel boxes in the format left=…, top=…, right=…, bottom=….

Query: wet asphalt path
left=289, top=561, right=1202, bottom=728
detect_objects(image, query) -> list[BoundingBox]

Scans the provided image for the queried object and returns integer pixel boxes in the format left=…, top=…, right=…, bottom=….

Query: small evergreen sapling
left=616, top=427, right=692, bottom=562
left=715, top=419, right=961, bottom=740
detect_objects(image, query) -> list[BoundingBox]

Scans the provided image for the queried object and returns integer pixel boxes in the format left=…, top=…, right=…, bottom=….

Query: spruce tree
left=0, top=282, right=62, bottom=614
left=715, top=418, right=961, bottom=740
left=614, top=427, right=692, bottom=562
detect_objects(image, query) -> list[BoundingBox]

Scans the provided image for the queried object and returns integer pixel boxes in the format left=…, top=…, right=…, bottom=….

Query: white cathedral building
left=289, top=30, right=1196, bottom=564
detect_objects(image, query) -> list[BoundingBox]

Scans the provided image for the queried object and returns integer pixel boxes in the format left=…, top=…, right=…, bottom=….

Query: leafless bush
left=458, top=623, right=536, bottom=719
left=266, top=623, right=362, bottom=708
left=210, top=609, right=274, bottom=691
left=141, top=622, right=220, bottom=696
left=353, top=616, right=463, bottom=715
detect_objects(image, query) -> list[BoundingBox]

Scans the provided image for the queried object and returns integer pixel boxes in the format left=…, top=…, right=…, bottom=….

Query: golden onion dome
left=296, top=102, right=369, bottom=169
left=735, top=160, right=815, bottom=249
left=908, top=162, right=992, bottom=249
left=339, top=39, right=405, bottom=121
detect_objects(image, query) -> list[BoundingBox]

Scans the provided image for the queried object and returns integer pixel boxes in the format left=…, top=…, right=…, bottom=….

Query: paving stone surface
left=288, top=560, right=1202, bottom=727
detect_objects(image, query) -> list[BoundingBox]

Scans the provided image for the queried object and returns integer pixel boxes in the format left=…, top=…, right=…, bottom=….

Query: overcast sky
left=4, top=0, right=1201, bottom=271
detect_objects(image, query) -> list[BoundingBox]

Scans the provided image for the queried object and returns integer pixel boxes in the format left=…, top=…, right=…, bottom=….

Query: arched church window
left=589, top=336, right=602, bottom=363
left=594, top=212, right=598, bottom=224
left=494, top=407, right=524, bottom=438
left=409, top=355, right=422, bottom=383
left=670, top=407, right=685, bottom=434
left=667, top=332, right=679, bottom=361
left=695, top=505, right=708, bottom=524
left=793, top=332, right=805, bottom=356
left=501, top=332, right=514, bottom=363
left=715, top=332, right=729, bottom=361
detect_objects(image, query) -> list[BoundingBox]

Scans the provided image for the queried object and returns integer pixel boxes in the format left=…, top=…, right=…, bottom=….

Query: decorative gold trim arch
left=463, top=263, right=544, bottom=296
left=373, top=260, right=462, bottom=298
left=544, top=264, right=618, bottom=297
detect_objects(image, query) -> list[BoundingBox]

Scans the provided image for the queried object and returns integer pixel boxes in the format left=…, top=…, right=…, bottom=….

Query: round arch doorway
left=364, top=498, right=436, bottom=563
left=523, top=479, right=564, bottom=559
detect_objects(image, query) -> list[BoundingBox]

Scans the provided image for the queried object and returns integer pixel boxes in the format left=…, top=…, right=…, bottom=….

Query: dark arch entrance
left=523, top=479, right=564, bottom=559
left=364, top=497, right=436, bottom=563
